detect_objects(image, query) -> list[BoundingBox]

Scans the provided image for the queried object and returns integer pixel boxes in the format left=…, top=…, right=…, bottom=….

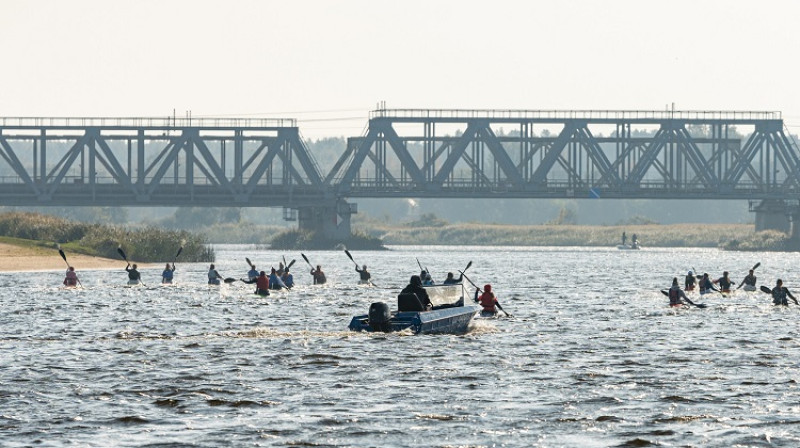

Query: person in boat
left=442, top=272, right=463, bottom=285
left=401, top=275, right=432, bottom=310
left=475, top=284, right=505, bottom=316
left=311, top=265, right=326, bottom=285
left=713, top=271, right=733, bottom=293
left=63, top=266, right=79, bottom=287
left=255, top=271, right=270, bottom=297
left=269, top=267, right=286, bottom=290
left=698, top=273, right=718, bottom=295
left=684, top=271, right=696, bottom=291
left=247, top=264, right=259, bottom=282
left=208, top=264, right=223, bottom=285
left=355, top=264, right=371, bottom=283
left=161, top=263, right=176, bottom=284
left=281, top=267, right=294, bottom=289
left=770, top=279, right=798, bottom=306
left=738, top=269, right=757, bottom=291
left=668, top=277, right=690, bottom=307
left=422, top=273, right=435, bottom=286
left=276, top=262, right=285, bottom=277
left=621, top=231, right=627, bottom=246
left=125, top=263, right=141, bottom=285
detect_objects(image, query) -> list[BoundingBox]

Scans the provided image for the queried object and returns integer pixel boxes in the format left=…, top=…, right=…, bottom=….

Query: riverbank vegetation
left=0, top=212, right=214, bottom=262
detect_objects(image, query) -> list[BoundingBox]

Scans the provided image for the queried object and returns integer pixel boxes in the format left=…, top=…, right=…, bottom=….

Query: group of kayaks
left=662, top=262, right=800, bottom=309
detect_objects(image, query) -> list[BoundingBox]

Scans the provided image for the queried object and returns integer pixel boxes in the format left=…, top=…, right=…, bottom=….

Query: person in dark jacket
left=771, top=279, right=798, bottom=306
left=401, top=275, right=431, bottom=310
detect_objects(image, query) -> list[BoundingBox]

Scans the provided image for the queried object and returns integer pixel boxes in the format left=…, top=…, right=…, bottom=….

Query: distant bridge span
left=1, top=110, right=799, bottom=240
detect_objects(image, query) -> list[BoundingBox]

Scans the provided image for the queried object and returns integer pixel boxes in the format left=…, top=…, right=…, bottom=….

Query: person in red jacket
left=63, top=266, right=79, bottom=287
left=475, top=284, right=507, bottom=316
left=255, top=271, right=270, bottom=297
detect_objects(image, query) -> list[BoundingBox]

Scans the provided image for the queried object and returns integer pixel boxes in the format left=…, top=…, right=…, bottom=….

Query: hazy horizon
left=2, top=0, right=800, bottom=139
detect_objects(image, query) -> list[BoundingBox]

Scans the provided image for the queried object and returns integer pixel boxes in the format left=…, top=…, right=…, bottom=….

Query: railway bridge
left=1, top=110, right=799, bottom=242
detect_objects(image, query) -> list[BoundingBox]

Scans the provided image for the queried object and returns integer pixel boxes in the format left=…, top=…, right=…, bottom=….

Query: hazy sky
left=2, top=0, right=800, bottom=138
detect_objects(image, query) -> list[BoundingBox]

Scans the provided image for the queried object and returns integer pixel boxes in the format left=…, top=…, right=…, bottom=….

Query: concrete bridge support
left=297, top=199, right=356, bottom=242
left=753, top=200, right=791, bottom=233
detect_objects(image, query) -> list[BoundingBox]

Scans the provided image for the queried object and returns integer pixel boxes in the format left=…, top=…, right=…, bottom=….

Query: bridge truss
left=329, top=109, right=800, bottom=201
left=0, top=117, right=326, bottom=207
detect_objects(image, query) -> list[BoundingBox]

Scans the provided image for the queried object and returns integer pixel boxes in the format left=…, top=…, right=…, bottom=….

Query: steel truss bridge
left=1, top=110, right=799, bottom=238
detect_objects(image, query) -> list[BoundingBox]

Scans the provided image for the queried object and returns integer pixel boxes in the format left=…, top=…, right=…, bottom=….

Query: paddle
left=459, top=270, right=512, bottom=317
left=287, top=259, right=296, bottom=269
left=301, top=253, right=313, bottom=269
left=224, top=277, right=237, bottom=284
left=660, top=289, right=707, bottom=309
left=58, top=245, right=83, bottom=288
left=344, top=249, right=358, bottom=267
left=760, top=285, right=799, bottom=305
left=174, top=246, right=183, bottom=263
left=246, top=257, right=254, bottom=269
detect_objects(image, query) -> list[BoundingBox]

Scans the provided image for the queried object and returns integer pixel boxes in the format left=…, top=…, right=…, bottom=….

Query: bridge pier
left=297, top=199, right=356, bottom=242
left=753, top=200, right=791, bottom=233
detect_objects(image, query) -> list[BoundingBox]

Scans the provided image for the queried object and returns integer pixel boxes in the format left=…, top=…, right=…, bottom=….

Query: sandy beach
left=0, top=242, right=143, bottom=272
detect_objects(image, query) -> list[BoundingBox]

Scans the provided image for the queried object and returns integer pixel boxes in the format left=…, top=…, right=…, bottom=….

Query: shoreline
left=0, top=242, right=155, bottom=273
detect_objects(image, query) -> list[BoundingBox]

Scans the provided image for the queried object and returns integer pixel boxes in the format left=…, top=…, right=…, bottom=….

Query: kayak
left=617, top=244, right=640, bottom=250
left=742, top=285, right=757, bottom=292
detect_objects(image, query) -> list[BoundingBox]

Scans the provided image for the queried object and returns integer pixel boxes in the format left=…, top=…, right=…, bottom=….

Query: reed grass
left=0, top=212, right=213, bottom=262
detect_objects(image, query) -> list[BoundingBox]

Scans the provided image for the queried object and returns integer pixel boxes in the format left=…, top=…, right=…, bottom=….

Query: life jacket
left=256, top=275, right=269, bottom=291
left=162, top=269, right=174, bottom=280
left=669, top=287, right=682, bottom=306
left=772, top=287, right=788, bottom=306
left=64, top=270, right=78, bottom=286
left=479, top=292, right=496, bottom=312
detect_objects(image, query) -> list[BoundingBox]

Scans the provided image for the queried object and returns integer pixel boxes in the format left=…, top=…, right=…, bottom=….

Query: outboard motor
left=368, top=302, right=391, bottom=332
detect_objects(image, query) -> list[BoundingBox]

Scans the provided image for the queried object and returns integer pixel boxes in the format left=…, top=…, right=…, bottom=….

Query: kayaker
left=770, top=279, right=798, bottom=306
left=269, top=267, right=286, bottom=290
left=422, top=273, right=435, bottom=286
left=63, top=266, right=79, bottom=287
left=738, top=269, right=757, bottom=291
left=208, top=264, right=223, bottom=285
left=311, top=265, right=326, bottom=285
left=621, top=231, right=627, bottom=246
left=247, top=264, right=259, bottom=282
left=684, top=271, right=696, bottom=291
left=161, top=263, right=176, bottom=284
left=255, top=271, right=270, bottom=296
left=401, top=275, right=432, bottom=310
left=125, top=263, right=141, bottom=285
left=442, top=272, right=463, bottom=285
left=281, top=267, right=294, bottom=289
left=698, top=273, right=717, bottom=295
left=668, top=277, right=690, bottom=307
left=355, top=264, right=371, bottom=283
left=475, top=284, right=505, bottom=316
left=276, top=262, right=285, bottom=277
left=713, top=271, right=733, bottom=294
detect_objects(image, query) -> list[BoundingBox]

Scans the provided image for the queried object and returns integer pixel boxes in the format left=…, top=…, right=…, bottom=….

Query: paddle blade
left=301, top=253, right=311, bottom=266
left=463, top=261, right=472, bottom=273
left=660, top=289, right=669, bottom=296
left=752, top=262, right=761, bottom=271
left=287, top=259, right=296, bottom=268
left=59, top=248, right=67, bottom=263
left=696, top=303, right=708, bottom=309
left=760, top=285, right=772, bottom=294
left=246, top=257, right=253, bottom=268
left=345, top=249, right=354, bottom=262
left=224, top=278, right=236, bottom=284
left=174, top=246, right=183, bottom=259
left=117, top=247, right=127, bottom=261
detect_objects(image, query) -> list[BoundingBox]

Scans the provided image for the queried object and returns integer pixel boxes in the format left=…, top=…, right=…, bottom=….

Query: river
left=1, top=245, right=799, bottom=447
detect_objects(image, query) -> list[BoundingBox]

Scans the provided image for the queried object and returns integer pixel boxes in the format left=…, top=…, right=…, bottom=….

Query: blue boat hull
left=349, top=305, right=481, bottom=334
